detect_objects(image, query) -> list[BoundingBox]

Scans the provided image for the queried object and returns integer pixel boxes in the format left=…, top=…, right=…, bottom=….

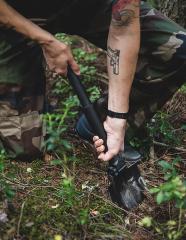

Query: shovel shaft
left=67, top=66, right=107, bottom=146
left=67, top=66, right=90, bottom=107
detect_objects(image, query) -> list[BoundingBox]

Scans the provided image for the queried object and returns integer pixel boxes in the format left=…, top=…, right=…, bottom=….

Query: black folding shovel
left=67, top=66, right=146, bottom=210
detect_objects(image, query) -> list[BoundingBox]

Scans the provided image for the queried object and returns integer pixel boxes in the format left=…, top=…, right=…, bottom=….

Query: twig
left=153, top=141, right=186, bottom=152
left=17, top=201, right=26, bottom=237
left=2, top=175, right=58, bottom=189
left=90, top=192, right=141, bottom=219
left=178, top=208, right=183, bottom=232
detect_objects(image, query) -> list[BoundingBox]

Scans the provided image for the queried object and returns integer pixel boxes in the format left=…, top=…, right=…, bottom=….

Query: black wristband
left=107, top=110, right=129, bottom=119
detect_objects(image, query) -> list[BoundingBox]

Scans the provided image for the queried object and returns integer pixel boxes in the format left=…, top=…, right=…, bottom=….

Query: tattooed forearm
left=112, top=0, right=140, bottom=27
left=107, top=46, right=120, bottom=75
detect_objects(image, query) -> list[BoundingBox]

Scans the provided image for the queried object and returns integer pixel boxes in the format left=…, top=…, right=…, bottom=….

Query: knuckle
left=48, top=64, right=55, bottom=71
left=100, top=146, right=104, bottom=151
left=98, top=146, right=104, bottom=153
left=56, top=69, right=66, bottom=75
left=62, top=44, right=68, bottom=50
left=98, top=140, right=102, bottom=145
left=96, top=143, right=101, bottom=147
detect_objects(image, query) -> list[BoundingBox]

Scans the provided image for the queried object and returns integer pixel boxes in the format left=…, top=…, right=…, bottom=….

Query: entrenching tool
left=67, top=66, right=146, bottom=210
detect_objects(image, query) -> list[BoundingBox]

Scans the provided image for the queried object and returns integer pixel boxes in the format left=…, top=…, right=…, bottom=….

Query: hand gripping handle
left=67, top=66, right=126, bottom=176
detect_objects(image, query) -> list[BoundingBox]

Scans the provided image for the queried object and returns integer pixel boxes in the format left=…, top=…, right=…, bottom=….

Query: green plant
left=78, top=209, right=89, bottom=225
left=57, top=176, right=89, bottom=226
left=139, top=217, right=186, bottom=240
left=54, top=33, right=100, bottom=102
left=45, top=34, right=101, bottom=157
left=0, top=150, right=15, bottom=199
left=180, top=83, right=186, bottom=93
left=44, top=96, right=79, bottom=152
left=57, top=177, right=78, bottom=207
left=151, top=157, right=186, bottom=208
left=148, top=112, right=180, bottom=146
left=140, top=157, right=186, bottom=240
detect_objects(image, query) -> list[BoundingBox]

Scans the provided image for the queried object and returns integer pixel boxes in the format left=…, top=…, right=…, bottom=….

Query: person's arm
left=93, top=0, right=140, bottom=161
left=0, top=0, right=80, bottom=75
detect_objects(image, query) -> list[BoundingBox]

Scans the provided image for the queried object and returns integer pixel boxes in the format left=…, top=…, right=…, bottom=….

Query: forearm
left=107, top=0, right=140, bottom=113
left=0, top=0, right=53, bottom=44
left=0, top=1, right=80, bottom=76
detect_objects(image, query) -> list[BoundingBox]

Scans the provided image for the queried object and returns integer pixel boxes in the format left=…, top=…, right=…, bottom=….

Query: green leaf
left=6, top=188, right=15, bottom=199
left=51, top=159, right=63, bottom=166
left=0, top=162, right=4, bottom=172
left=47, top=143, right=55, bottom=151
left=61, top=140, right=72, bottom=150
left=156, top=191, right=165, bottom=204
left=174, top=191, right=182, bottom=199
left=138, top=217, right=152, bottom=228
left=158, top=160, right=172, bottom=170
left=162, top=182, right=174, bottom=191
left=150, top=188, right=160, bottom=194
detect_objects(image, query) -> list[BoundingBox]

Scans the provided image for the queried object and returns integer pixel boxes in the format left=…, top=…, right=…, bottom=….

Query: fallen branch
left=17, top=201, right=25, bottom=237
left=2, top=175, right=58, bottom=190
left=153, top=141, right=186, bottom=152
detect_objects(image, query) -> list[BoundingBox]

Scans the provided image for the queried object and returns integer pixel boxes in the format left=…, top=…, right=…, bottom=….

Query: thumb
left=69, top=58, right=80, bottom=75
left=99, top=150, right=116, bottom=162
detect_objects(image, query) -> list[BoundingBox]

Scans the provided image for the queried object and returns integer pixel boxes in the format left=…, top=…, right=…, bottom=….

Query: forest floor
left=0, top=36, right=186, bottom=240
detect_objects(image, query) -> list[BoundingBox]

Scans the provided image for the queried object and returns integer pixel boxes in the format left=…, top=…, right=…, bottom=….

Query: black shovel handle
left=67, top=66, right=107, bottom=149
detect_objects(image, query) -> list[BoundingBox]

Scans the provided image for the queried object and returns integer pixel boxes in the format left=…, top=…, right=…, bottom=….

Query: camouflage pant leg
left=83, top=1, right=186, bottom=133
left=0, top=29, right=46, bottom=160
left=128, top=1, right=186, bottom=132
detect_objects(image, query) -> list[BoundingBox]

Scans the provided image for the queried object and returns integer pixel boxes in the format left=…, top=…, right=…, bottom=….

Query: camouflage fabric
left=129, top=1, right=186, bottom=132
left=0, top=1, right=186, bottom=159
left=0, top=81, right=46, bottom=160
left=0, top=29, right=46, bottom=160
left=0, top=109, right=45, bottom=160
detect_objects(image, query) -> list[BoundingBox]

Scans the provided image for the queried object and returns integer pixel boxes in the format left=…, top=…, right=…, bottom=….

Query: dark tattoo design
left=107, top=47, right=120, bottom=75
left=112, top=0, right=140, bottom=27
left=112, top=9, right=135, bottom=27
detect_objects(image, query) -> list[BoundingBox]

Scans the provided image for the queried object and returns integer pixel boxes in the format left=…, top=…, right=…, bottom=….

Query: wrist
left=37, top=32, right=55, bottom=46
left=107, top=116, right=127, bottom=127
left=107, top=109, right=129, bottom=119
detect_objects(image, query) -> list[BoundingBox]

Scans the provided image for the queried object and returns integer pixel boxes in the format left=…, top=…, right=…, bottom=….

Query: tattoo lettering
left=112, top=0, right=140, bottom=27
left=107, top=47, right=120, bottom=75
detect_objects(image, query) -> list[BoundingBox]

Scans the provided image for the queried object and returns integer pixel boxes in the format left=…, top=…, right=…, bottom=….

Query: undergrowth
left=0, top=34, right=185, bottom=240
